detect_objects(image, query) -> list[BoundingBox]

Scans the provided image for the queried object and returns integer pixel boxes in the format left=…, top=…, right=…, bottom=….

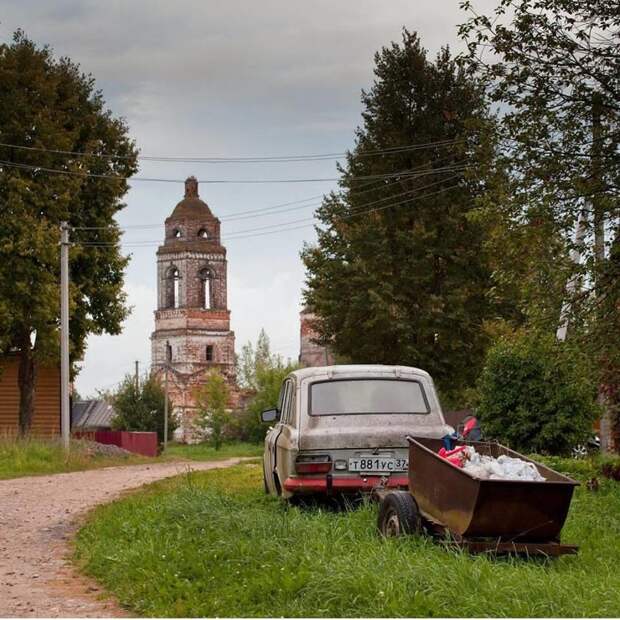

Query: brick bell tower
left=151, top=176, right=236, bottom=441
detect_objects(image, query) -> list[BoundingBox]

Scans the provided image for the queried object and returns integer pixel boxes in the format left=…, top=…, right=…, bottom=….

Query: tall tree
left=301, top=30, right=500, bottom=404
left=0, top=31, right=138, bottom=434
left=459, top=0, right=619, bottom=447
left=459, top=0, right=619, bottom=328
left=112, top=373, right=176, bottom=443
left=237, top=328, right=273, bottom=390
left=195, top=371, right=231, bottom=450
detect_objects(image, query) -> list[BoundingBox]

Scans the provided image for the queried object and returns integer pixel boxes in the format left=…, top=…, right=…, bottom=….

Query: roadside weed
left=0, top=436, right=142, bottom=479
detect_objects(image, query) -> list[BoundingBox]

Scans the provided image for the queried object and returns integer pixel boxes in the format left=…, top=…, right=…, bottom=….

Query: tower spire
left=184, top=176, right=199, bottom=199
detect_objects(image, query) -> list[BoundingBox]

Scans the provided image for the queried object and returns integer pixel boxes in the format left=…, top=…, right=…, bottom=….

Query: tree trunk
left=17, top=335, right=37, bottom=437
left=590, top=92, right=614, bottom=454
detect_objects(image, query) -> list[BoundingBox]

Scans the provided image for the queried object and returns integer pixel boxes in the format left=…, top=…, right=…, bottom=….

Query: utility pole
left=135, top=360, right=139, bottom=392
left=592, top=92, right=605, bottom=280
left=163, top=365, right=169, bottom=451
left=60, top=222, right=70, bottom=451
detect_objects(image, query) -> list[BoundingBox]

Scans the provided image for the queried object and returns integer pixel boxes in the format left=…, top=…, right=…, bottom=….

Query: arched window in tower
left=206, top=345, right=214, bottom=362
left=173, top=229, right=182, bottom=239
left=197, top=228, right=209, bottom=239
left=198, top=267, right=212, bottom=309
left=165, top=266, right=181, bottom=309
left=165, top=341, right=172, bottom=362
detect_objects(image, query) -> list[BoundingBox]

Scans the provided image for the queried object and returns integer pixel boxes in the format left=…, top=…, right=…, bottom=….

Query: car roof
left=290, top=364, right=432, bottom=381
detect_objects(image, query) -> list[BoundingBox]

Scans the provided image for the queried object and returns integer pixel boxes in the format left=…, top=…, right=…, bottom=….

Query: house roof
left=71, top=400, right=117, bottom=429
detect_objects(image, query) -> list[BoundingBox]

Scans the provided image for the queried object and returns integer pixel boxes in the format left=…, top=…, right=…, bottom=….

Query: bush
left=476, top=332, right=599, bottom=455
left=227, top=407, right=263, bottom=444
left=194, top=371, right=231, bottom=450
left=228, top=363, right=297, bottom=443
left=111, top=373, right=176, bottom=443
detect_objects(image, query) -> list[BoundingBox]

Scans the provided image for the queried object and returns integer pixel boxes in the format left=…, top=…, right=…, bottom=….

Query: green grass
left=0, top=436, right=149, bottom=480
left=0, top=437, right=261, bottom=480
left=164, top=441, right=262, bottom=461
left=75, top=459, right=620, bottom=617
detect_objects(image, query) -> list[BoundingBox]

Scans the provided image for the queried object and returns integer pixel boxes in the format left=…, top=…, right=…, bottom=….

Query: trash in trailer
left=438, top=445, right=546, bottom=481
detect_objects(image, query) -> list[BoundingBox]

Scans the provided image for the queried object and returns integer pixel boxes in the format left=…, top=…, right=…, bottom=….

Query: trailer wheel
left=377, top=491, right=421, bottom=537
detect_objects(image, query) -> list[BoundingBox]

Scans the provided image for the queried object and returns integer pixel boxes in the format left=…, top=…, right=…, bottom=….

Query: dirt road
left=0, top=458, right=251, bottom=617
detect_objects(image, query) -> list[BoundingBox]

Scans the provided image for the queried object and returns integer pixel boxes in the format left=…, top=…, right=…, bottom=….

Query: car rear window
left=309, top=378, right=429, bottom=416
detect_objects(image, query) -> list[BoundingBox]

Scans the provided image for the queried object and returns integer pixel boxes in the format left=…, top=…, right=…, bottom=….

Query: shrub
left=229, top=363, right=297, bottom=443
left=112, top=373, right=176, bottom=443
left=194, top=371, right=231, bottom=450
left=476, top=332, right=598, bottom=455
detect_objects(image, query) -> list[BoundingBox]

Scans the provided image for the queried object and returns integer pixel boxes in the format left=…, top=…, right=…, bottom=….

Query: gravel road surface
left=0, top=458, right=250, bottom=617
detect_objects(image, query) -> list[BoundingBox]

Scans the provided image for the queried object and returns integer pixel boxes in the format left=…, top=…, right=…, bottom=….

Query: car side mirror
left=261, top=408, right=279, bottom=423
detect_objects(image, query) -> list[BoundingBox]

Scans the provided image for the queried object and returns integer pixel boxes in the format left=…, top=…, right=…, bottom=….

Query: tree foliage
left=301, top=30, right=502, bottom=405
left=195, top=371, right=231, bottom=450
left=476, top=332, right=599, bottom=455
left=458, top=0, right=619, bottom=346
left=231, top=329, right=297, bottom=443
left=232, top=362, right=298, bottom=443
left=236, top=328, right=272, bottom=390
left=112, top=374, right=176, bottom=444
left=0, top=31, right=138, bottom=433
left=459, top=0, right=619, bottom=445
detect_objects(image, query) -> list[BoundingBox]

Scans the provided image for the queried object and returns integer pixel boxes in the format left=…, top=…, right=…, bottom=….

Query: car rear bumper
left=283, top=474, right=409, bottom=494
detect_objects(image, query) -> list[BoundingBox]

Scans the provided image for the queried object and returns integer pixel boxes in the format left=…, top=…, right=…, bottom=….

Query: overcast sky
left=1, top=0, right=496, bottom=396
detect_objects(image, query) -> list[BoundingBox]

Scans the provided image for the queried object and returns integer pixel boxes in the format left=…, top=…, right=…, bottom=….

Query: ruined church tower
left=151, top=176, right=236, bottom=440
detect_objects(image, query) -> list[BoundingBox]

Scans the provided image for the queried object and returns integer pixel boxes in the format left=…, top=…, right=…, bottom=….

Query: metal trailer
left=376, top=436, right=579, bottom=556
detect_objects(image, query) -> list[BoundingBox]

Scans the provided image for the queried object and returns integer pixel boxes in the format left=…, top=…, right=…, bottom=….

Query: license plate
left=348, top=456, right=408, bottom=473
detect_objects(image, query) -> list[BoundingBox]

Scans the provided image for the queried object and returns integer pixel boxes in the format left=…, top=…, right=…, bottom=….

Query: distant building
left=299, top=307, right=334, bottom=367
left=150, top=177, right=238, bottom=441
left=0, top=354, right=60, bottom=437
left=71, top=400, right=116, bottom=431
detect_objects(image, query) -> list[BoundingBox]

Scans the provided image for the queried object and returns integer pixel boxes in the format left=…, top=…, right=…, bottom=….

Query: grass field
left=164, top=441, right=262, bottom=461
left=0, top=437, right=150, bottom=480
left=75, top=459, right=620, bottom=617
left=0, top=437, right=261, bottom=480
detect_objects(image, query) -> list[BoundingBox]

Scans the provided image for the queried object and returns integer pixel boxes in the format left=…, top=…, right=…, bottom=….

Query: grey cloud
left=0, top=0, right=499, bottom=395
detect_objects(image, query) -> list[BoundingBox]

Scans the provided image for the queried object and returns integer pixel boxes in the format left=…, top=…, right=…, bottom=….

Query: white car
left=261, top=364, right=454, bottom=498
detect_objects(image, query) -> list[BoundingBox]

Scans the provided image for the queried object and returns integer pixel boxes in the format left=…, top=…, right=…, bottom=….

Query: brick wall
left=299, top=308, right=334, bottom=367
left=150, top=178, right=238, bottom=442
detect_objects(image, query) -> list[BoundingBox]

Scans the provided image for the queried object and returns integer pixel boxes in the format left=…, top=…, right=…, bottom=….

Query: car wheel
left=377, top=491, right=421, bottom=538
left=572, top=444, right=588, bottom=459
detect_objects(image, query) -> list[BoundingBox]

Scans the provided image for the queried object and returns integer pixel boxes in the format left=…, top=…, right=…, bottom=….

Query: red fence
left=74, top=430, right=158, bottom=457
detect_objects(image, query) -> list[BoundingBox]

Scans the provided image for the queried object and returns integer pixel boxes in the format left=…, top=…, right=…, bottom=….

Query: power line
left=77, top=179, right=462, bottom=247
left=224, top=182, right=462, bottom=241
left=72, top=161, right=467, bottom=231
left=0, top=138, right=464, bottom=163
left=206, top=175, right=463, bottom=237
left=0, top=158, right=469, bottom=185
left=75, top=176, right=459, bottom=243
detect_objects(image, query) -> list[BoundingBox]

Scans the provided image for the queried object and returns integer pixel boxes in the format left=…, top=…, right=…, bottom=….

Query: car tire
left=377, top=491, right=422, bottom=538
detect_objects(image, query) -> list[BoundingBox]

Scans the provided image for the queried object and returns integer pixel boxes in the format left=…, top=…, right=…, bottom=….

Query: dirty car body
left=262, top=365, right=453, bottom=498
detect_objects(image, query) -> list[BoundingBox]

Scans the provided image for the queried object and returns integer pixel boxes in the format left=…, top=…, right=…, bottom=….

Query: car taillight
left=295, top=455, right=332, bottom=474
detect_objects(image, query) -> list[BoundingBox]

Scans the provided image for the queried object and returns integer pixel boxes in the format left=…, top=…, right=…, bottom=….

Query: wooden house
left=0, top=355, right=60, bottom=437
